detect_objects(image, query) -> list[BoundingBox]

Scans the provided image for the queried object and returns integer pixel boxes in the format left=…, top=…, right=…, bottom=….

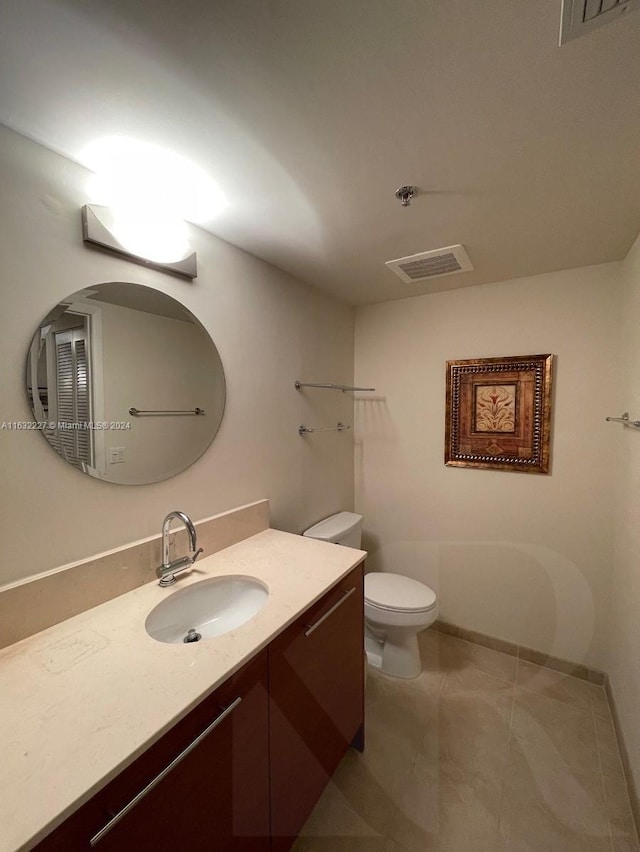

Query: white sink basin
left=145, top=575, right=269, bottom=644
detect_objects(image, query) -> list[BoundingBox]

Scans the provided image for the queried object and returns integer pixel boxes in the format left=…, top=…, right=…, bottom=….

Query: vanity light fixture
left=79, top=136, right=228, bottom=280
left=81, top=204, right=198, bottom=279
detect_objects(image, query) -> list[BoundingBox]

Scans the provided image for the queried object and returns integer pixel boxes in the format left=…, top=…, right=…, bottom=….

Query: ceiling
left=1, top=0, right=639, bottom=305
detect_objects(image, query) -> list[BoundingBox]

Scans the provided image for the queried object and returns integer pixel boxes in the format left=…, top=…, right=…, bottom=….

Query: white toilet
left=303, top=512, right=438, bottom=679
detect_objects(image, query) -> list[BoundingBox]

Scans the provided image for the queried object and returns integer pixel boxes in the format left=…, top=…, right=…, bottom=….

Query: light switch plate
left=109, top=447, right=126, bottom=464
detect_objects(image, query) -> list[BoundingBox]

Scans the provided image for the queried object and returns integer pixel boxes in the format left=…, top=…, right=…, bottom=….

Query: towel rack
left=129, top=407, right=206, bottom=417
left=298, top=422, right=351, bottom=436
left=294, top=381, right=375, bottom=393
left=605, top=412, right=640, bottom=430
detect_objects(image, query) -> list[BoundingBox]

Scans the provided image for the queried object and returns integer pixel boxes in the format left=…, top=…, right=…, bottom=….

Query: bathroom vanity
left=33, top=651, right=271, bottom=851
left=0, top=528, right=365, bottom=852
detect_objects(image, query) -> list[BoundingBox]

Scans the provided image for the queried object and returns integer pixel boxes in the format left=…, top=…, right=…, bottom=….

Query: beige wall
left=354, top=263, right=622, bottom=670
left=608, top=232, right=640, bottom=791
left=0, top=125, right=355, bottom=587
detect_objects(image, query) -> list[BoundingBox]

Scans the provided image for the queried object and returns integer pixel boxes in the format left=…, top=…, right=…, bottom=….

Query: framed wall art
left=445, top=354, right=553, bottom=474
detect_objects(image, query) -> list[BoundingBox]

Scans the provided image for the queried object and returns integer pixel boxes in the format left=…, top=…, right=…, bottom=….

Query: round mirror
left=26, top=282, right=226, bottom=484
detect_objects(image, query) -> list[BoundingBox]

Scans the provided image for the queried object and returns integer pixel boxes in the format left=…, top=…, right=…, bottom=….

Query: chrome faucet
left=157, top=510, right=203, bottom=587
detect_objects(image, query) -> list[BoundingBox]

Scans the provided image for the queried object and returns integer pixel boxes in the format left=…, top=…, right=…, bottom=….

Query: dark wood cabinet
left=268, top=565, right=365, bottom=852
left=34, top=651, right=270, bottom=852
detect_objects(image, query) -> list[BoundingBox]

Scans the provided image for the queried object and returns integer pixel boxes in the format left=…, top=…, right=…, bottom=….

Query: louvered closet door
left=54, top=328, right=93, bottom=469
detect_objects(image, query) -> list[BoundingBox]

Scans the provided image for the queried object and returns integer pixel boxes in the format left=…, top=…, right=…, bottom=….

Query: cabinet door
left=269, top=565, right=365, bottom=852
left=34, top=651, right=270, bottom=852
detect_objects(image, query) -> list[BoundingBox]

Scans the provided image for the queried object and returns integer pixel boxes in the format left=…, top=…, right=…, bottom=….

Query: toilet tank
left=303, top=512, right=363, bottom=549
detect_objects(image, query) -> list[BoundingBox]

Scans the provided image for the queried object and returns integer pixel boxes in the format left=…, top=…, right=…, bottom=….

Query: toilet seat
left=364, top=572, right=437, bottom=614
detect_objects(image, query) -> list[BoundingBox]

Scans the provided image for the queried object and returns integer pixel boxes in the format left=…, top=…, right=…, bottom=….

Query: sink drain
left=183, top=628, right=202, bottom=643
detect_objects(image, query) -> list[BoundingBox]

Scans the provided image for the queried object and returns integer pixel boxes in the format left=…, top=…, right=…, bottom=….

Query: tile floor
left=293, top=629, right=639, bottom=852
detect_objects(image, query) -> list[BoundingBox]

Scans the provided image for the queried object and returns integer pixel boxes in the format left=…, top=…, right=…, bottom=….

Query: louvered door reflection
left=54, top=328, right=92, bottom=469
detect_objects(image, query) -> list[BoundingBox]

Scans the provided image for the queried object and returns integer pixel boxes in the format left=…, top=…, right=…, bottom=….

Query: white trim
left=559, top=0, right=637, bottom=45
left=66, top=299, right=106, bottom=475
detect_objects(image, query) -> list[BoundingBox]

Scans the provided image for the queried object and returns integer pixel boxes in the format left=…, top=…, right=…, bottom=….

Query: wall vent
left=559, top=0, right=638, bottom=45
left=385, top=245, right=473, bottom=284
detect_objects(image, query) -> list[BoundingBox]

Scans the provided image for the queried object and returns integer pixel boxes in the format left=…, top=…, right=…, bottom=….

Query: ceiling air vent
left=559, top=0, right=638, bottom=44
left=385, top=245, right=473, bottom=284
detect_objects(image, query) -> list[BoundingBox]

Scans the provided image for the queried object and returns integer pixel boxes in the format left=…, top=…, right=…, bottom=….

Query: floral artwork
left=474, top=384, right=517, bottom=433
left=445, top=354, right=553, bottom=474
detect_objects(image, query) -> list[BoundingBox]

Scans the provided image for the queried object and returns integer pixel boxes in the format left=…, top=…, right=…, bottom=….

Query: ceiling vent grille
left=385, top=245, right=473, bottom=284
left=559, top=0, right=638, bottom=44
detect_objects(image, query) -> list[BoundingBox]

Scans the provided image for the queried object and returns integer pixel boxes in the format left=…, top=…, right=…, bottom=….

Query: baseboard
left=432, top=619, right=606, bottom=685
left=606, top=679, right=640, bottom=840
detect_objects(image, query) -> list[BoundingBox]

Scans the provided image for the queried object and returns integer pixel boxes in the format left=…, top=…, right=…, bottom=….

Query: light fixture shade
left=81, top=204, right=197, bottom=280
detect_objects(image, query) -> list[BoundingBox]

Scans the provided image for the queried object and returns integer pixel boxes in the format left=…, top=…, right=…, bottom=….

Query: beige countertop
left=0, top=528, right=366, bottom=852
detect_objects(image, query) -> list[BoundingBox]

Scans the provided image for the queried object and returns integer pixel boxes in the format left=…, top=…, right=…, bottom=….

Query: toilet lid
left=364, top=572, right=437, bottom=613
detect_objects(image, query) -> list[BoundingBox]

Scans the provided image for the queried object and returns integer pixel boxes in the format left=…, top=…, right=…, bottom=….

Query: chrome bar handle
left=304, top=587, right=356, bottom=637
left=129, top=407, right=205, bottom=416
left=90, top=697, right=242, bottom=846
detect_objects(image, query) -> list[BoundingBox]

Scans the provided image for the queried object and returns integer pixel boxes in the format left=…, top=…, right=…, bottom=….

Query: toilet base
left=365, top=634, right=384, bottom=670
left=365, top=629, right=422, bottom=679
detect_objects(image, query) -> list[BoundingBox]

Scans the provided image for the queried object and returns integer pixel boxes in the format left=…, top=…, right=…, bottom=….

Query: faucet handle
left=191, top=547, right=204, bottom=565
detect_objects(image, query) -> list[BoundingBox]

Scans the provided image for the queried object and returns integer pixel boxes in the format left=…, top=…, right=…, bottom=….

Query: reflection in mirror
left=26, top=282, right=226, bottom=485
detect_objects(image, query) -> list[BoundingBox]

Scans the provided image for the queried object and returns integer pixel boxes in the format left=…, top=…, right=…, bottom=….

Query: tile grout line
left=494, top=655, right=519, bottom=845
left=591, top=689, right=616, bottom=852
left=437, top=663, right=448, bottom=696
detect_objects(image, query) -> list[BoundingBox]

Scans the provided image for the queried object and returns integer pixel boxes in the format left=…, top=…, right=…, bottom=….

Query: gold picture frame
left=445, top=354, right=553, bottom=474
